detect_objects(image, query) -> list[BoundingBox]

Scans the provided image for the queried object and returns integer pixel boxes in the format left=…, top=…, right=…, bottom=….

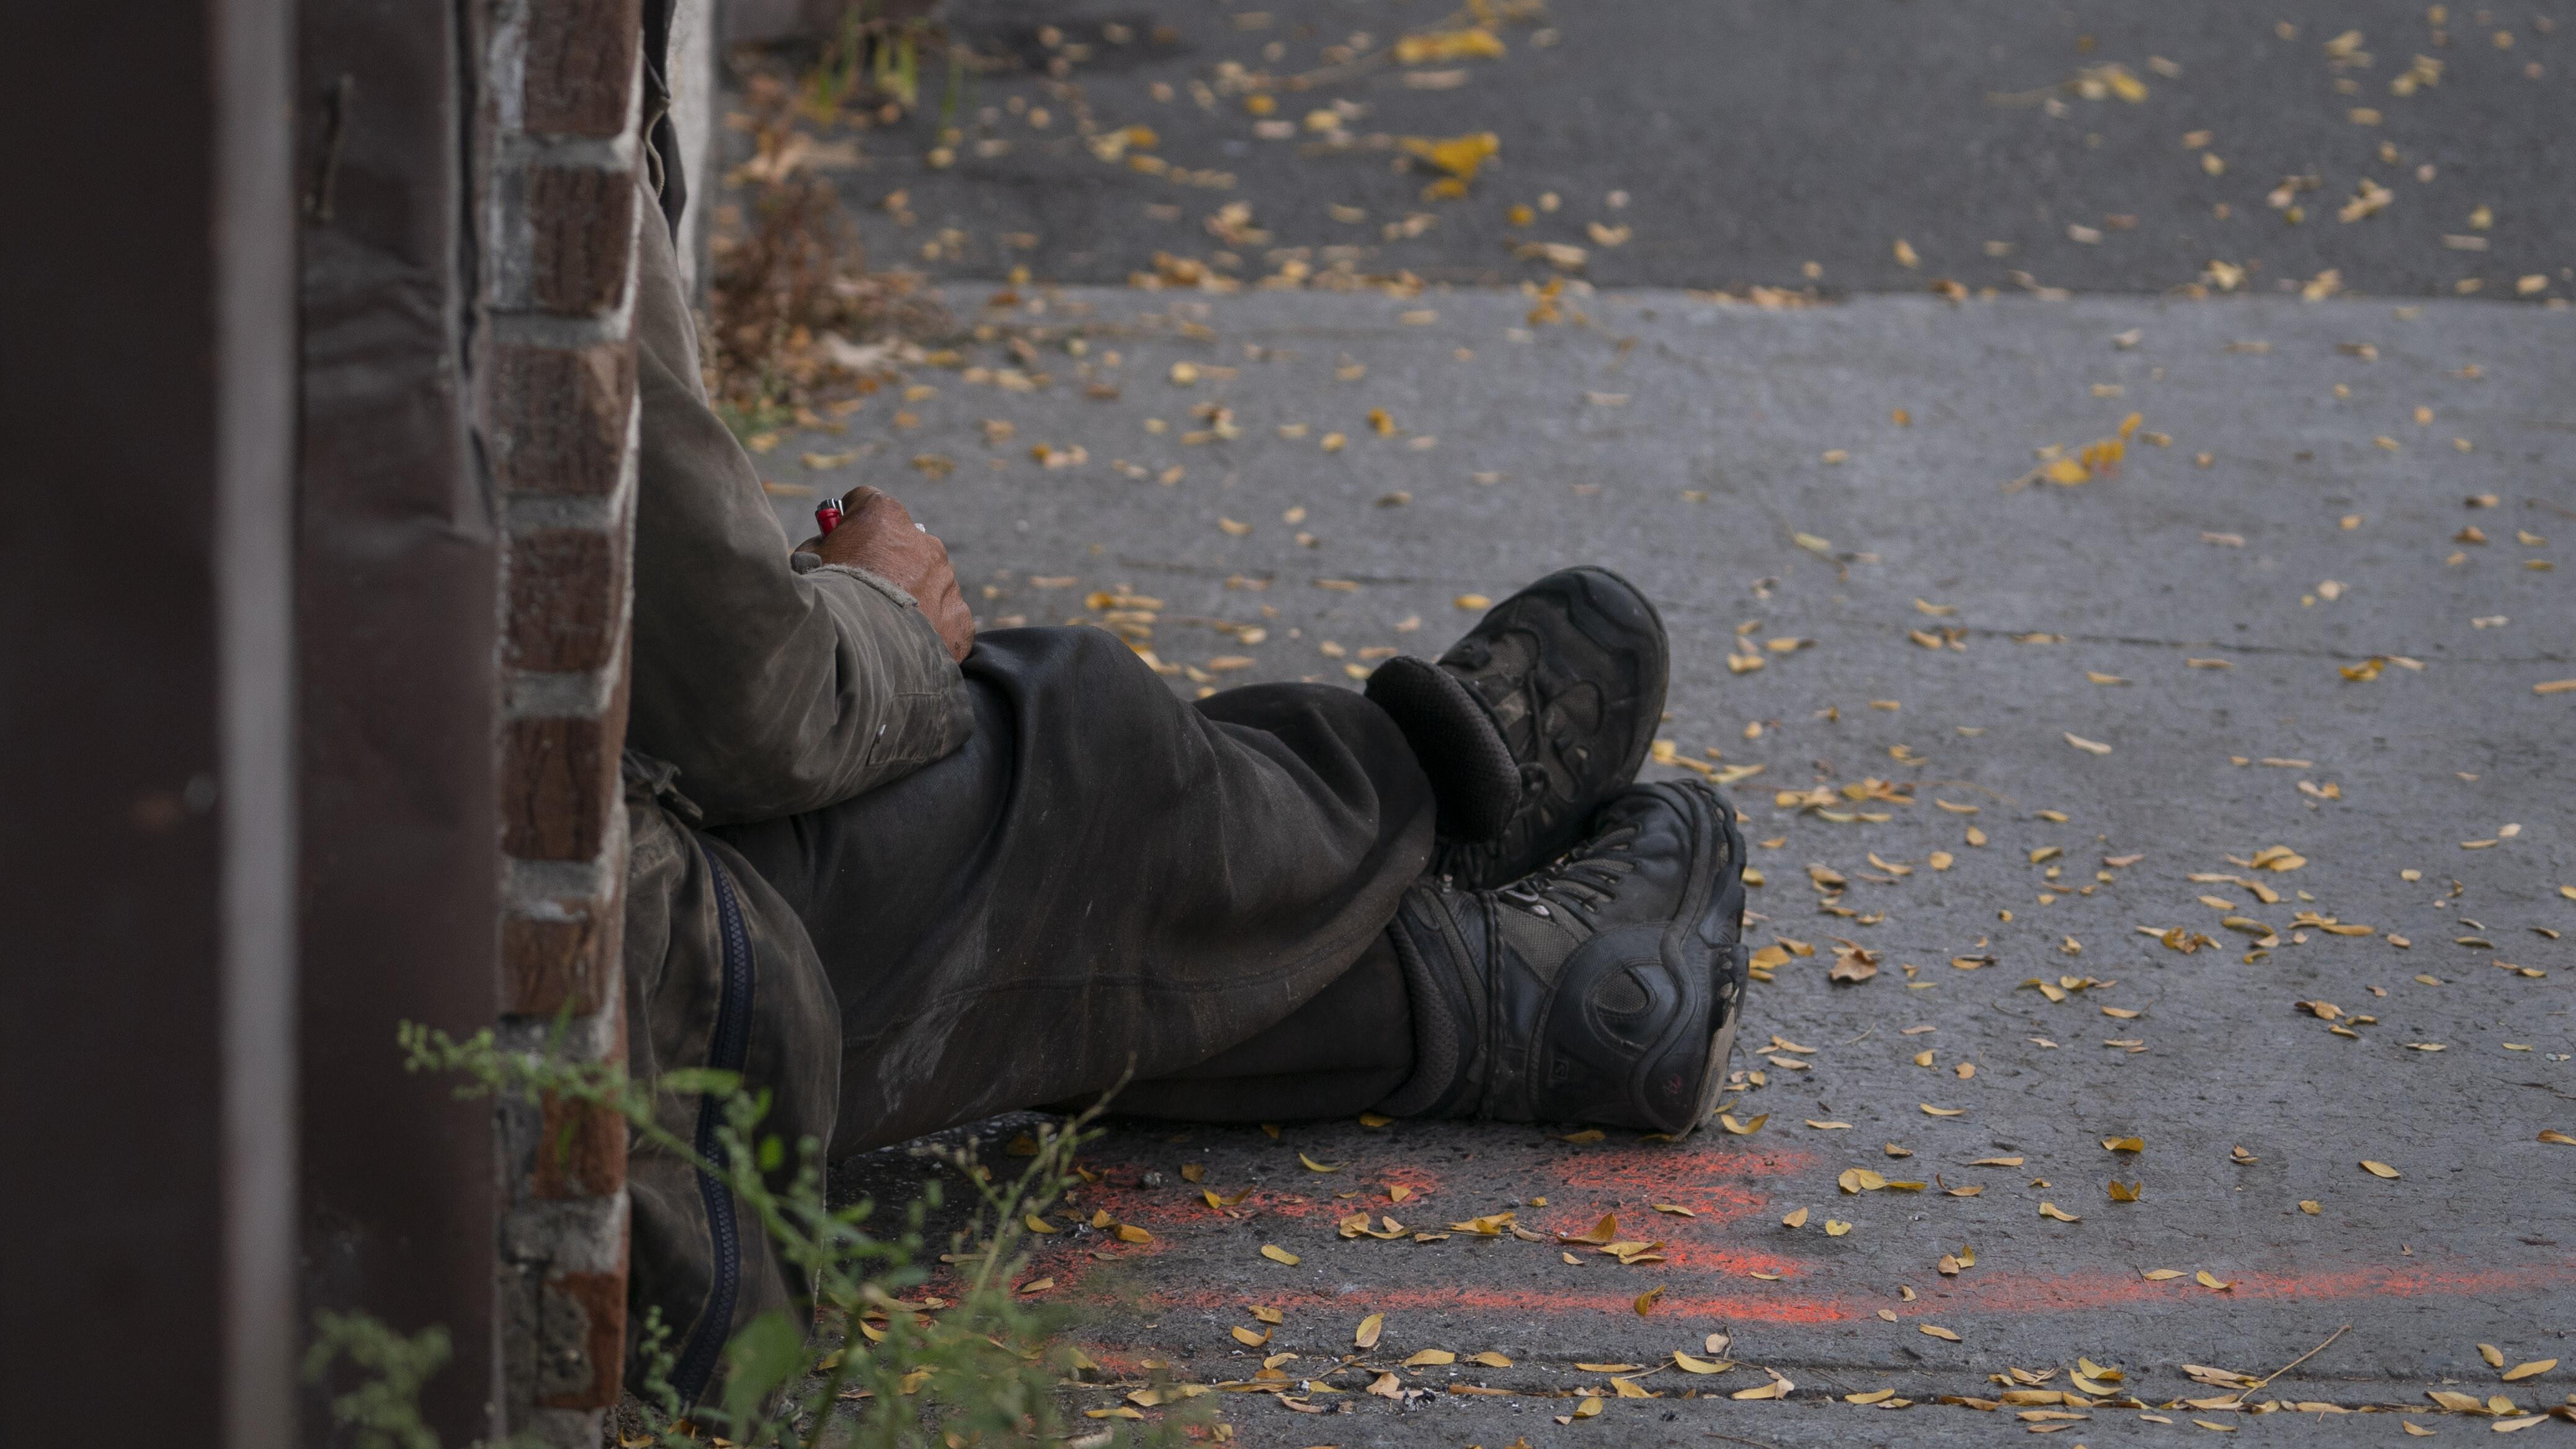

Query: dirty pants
left=713, top=622, right=1436, bottom=1153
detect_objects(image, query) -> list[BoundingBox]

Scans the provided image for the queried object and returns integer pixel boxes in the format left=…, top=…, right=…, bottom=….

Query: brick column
left=476, top=0, right=645, bottom=1440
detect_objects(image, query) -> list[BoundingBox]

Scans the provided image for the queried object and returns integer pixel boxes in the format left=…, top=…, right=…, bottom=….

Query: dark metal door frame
left=0, top=0, right=301, bottom=1442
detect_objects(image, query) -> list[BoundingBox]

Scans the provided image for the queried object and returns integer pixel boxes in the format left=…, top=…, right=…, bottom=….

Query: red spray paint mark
left=1113, top=1255, right=2576, bottom=1327
left=984, top=1139, right=2576, bottom=1337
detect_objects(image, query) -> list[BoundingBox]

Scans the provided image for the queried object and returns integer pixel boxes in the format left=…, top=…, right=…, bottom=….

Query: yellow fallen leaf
left=1393, top=28, right=1507, bottom=65
left=2065, top=733, right=2113, bottom=756
left=1355, top=1313, right=1383, bottom=1349
left=2102, top=1136, right=2144, bottom=1153
left=1250, top=1304, right=1284, bottom=1324
left=2141, top=1268, right=2184, bottom=1280
left=2197, top=1270, right=2232, bottom=1290
left=1471, top=1350, right=1513, bottom=1368
left=1388, top=1183, right=1412, bottom=1202
left=1571, top=1394, right=1604, bottom=1417
left=1299, top=1153, right=1343, bottom=1173
left=1399, top=132, right=1500, bottom=182
left=1231, top=1325, right=1269, bottom=1347
left=1561, top=1213, right=1618, bottom=1246
left=1674, top=1352, right=1728, bottom=1374
left=1260, top=1244, right=1300, bottom=1265
left=1782, top=1206, right=1811, bottom=1228
left=1455, top=593, right=1491, bottom=610
left=1634, top=1286, right=1665, bottom=1316
left=1651, top=1203, right=1697, bottom=1217
left=1921, top=1103, right=1967, bottom=1117
left=1024, top=1214, right=1057, bottom=1234
left=1404, top=1349, right=1456, bottom=1367
left=2109, top=1180, right=2141, bottom=1202
left=1113, top=1223, right=1151, bottom=1244
left=2361, top=1159, right=2401, bottom=1179
left=1920, top=1324, right=1963, bottom=1342
left=2501, top=1358, right=2556, bottom=1381
left=1720, top=1112, right=1769, bottom=1135
left=2537, top=1130, right=2575, bottom=1146
left=1825, top=1219, right=1853, bottom=1236
left=1358, top=1111, right=1394, bottom=1128
left=2039, top=1202, right=2082, bottom=1222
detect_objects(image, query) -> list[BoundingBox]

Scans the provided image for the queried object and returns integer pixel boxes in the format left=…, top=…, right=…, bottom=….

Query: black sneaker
left=1366, top=566, right=1668, bottom=891
left=1373, top=780, right=1749, bottom=1136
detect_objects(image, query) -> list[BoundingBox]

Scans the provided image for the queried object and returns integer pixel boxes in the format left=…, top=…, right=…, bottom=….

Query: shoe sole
left=1657, top=782, right=1749, bottom=1141
left=1410, top=566, right=1672, bottom=877
left=1673, top=974, right=1744, bottom=1141
left=1546, top=564, right=1672, bottom=795
left=1502, top=567, right=1670, bottom=868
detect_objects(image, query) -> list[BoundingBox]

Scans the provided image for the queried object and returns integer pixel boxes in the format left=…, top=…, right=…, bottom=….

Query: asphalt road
left=729, top=1, right=2576, bottom=1441
left=818, top=0, right=2574, bottom=296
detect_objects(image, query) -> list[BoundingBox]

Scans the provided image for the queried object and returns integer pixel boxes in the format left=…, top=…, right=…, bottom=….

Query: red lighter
left=814, top=497, right=844, bottom=536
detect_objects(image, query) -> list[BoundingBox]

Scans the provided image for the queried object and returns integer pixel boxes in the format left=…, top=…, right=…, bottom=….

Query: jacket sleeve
left=620, top=183, right=972, bottom=826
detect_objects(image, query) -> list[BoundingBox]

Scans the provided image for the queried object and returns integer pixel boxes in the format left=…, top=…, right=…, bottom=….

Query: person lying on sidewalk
left=612, top=90, right=1750, bottom=1412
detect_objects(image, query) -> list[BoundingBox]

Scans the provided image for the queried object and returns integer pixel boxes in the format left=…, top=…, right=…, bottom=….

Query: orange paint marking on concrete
left=1004, top=1141, right=2575, bottom=1333
left=1531, top=1185, right=1776, bottom=1235
left=1549, top=1143, right=1819, bottom=1195
left=1086, top=1255, right=2576, bottom=1329
left=1933, top=1257, right=2576, bottom=1316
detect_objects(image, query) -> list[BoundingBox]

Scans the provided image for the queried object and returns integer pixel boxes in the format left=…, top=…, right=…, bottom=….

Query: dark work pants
left=713, top=625, right=1434, bottom=1155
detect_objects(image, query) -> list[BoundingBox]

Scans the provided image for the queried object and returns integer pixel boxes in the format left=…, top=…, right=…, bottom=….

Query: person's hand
left=799, top=485, right=975, bottom=662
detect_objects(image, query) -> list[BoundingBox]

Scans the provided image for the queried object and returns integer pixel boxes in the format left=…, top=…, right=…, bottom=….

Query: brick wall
left=477, top=0, right=645, bottom=1440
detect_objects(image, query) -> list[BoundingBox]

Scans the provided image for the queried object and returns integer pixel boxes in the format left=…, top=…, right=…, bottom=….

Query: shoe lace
left=1495, top=819, right=1640, bottom=922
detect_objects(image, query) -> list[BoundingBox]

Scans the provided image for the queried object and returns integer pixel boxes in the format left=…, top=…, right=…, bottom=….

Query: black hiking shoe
left=1373, top=780, right=1749, bottom=1136
left=1365, top=566, right=1669, bottom=891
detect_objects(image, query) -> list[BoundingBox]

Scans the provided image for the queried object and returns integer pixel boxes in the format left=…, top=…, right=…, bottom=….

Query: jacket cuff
left=803, top=562, right=974, bottom=780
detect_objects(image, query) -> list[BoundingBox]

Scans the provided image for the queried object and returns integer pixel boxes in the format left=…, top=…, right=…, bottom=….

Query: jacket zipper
left=670, top=838, right=755, bottom=1406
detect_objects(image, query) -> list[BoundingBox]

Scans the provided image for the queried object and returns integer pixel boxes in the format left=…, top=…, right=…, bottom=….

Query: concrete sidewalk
left=791, top=282, right=2575, bottom=1443
left=721, top=0, right=2576, bottom=1435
